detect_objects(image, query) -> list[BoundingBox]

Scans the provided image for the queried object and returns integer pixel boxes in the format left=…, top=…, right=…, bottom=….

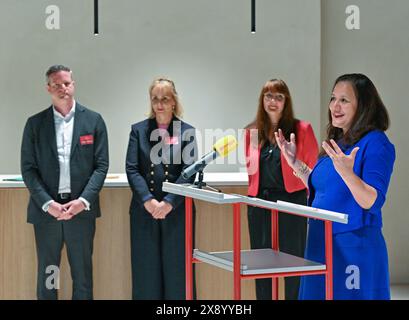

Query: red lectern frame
left=185, top=198, right=335, bottom=300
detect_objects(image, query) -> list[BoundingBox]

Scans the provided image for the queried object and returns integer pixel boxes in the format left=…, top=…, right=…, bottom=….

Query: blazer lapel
left=44, top=106, right=58, bottom=159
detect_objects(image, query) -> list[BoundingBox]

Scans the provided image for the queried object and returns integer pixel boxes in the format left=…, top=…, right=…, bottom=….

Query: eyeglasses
left=49, top=81, right=73, bottom=90
left=151, top=96, right=173, bottom=105
left=264, top=93, right=285, bottom=102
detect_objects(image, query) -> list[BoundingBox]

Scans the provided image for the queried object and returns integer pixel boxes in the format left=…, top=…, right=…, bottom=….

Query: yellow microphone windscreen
left=213, top=135, right=238, bottom=157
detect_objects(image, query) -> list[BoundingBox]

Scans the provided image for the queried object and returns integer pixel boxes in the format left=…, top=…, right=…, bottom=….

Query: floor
left=391, top=284, right=409, bottom=300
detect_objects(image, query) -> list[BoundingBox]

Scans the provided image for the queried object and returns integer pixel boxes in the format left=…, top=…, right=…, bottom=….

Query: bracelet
left=293, top=161, right=310, bottom=178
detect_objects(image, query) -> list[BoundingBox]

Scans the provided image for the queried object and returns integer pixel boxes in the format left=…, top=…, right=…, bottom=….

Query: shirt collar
left=53, top=100, right=76, bottom=121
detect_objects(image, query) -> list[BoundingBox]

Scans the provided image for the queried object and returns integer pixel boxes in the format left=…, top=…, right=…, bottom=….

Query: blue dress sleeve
left=362, top=138, right=395, bottom=213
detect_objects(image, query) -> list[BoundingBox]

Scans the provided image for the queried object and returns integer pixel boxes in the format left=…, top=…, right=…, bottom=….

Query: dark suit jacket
left=21, top=102, right=109, bottom=224
left=126, top=117, right=197, bottom=212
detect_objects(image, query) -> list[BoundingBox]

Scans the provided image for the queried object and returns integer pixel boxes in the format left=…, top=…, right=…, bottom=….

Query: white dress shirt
left=42, top=101, right=90, bottom=212
left=54, top=101, right=75, bottom=194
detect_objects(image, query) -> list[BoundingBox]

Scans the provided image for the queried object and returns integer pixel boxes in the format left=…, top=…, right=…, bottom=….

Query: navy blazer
left=308, top=130, right=395, bottom=234
left=126, top=117, right=197, bottom=212
left=21, top=102, right=109, bottom=224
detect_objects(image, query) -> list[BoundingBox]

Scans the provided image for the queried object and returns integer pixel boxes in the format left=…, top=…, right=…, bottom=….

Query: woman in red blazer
left=245, top=79, right=319, bottom=300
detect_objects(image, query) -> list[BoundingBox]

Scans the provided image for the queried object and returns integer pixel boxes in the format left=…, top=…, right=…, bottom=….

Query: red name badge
left=165, top=136, right=179, bottom=145
left=80, top=135, right=94, bottom=145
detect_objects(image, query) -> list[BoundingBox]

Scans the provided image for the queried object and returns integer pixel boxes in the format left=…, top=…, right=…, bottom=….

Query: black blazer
left=21, top=102, right=109, bottom=224
left=126, top=117, right=197, bottom=212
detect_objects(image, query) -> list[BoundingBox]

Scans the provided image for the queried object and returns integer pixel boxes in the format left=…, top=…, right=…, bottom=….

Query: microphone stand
left=194, top=170, right=221, bottom=192
left=194, top=170, right=206, bottom=189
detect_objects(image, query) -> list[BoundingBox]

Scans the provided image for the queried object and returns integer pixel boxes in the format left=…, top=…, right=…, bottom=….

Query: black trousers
left=33, top=200, right=96, bottom=300
left=247, top=189, right=307, bottom=300
left=130, top=203, right=196, bottom=300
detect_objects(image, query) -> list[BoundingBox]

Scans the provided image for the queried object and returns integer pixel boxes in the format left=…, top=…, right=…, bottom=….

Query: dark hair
left=246, top=79, right=298, bottom=146
left=322, top=73, right=389, bottom=154
left=45, top=65, right=72, bottom=83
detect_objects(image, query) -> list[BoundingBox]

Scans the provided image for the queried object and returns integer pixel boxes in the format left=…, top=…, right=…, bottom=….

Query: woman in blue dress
left=275, top=73, right=395, bottom=299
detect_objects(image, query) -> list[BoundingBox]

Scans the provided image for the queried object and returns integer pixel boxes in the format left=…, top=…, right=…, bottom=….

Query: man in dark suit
left=21, top=65, right=109, bottom=300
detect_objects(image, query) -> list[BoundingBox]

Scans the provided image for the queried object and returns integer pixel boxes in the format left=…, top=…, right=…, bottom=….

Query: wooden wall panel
left=0, top=186, right=283, bottom=300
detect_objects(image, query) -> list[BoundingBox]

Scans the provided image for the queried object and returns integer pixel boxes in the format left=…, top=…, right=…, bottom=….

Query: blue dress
left=299, top=131, right=395, bottom=300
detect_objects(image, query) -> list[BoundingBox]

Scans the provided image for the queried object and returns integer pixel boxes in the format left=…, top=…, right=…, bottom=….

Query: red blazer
left=245, top=121, right=319, bottom=196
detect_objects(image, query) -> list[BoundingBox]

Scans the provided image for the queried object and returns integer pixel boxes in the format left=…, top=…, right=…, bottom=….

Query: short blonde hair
left=148, top=77, right=183, bottom=118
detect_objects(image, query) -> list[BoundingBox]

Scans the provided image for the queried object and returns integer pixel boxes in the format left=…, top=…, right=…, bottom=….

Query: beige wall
left=321, top=0, right=409, bottom=284
left=0, top=0, right=321, bottom=174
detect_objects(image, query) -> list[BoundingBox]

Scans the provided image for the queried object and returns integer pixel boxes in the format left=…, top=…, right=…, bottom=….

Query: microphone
left=181, top=135, right=238, bottom=179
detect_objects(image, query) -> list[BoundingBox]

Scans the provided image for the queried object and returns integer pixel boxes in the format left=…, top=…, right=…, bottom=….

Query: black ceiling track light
left=251, top=0, right=256, bottom=33
left=94, top=0, right=99, bottom=35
